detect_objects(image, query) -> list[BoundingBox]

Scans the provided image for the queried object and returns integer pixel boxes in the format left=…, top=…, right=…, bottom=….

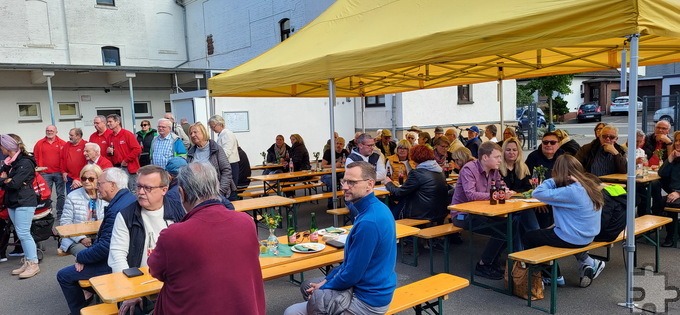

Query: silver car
left=609, top=96, right=643, bottom=115
left=653, top=106, right=676, bottom=125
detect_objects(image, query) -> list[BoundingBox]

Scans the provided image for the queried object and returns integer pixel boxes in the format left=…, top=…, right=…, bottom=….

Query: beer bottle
left=489, top=179, right=497, bottom=205
left=287, top=213, right=297, bottom=246
left=309, top=212, right=318, bottom=243
left=498, top=180, right=507, bottom=204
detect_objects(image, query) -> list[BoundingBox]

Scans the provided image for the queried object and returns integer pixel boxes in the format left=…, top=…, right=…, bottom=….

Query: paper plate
left=291, top=243, right=326, bottom=253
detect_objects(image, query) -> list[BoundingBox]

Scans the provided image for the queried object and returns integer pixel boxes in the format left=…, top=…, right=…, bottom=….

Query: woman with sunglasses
left=59, top=164, right=109, bottom=256
left=136, top=120, right=157, bottom=167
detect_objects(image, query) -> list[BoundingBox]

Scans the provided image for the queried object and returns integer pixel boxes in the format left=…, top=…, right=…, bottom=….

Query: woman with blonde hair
left=186, top=122, right=236, bottom=198
left=451, top=147, right=475, bottom=174
left=554, top=129, right=581, bottom=155
left=59, top=164, right=109, bottom=256
left=499, top=138, right=531, bottom=193
left=524, top=154, right=605, bottom=287
left=288, top=134, right=311, bottom=171
left=386, top=140, right=416, bottom=178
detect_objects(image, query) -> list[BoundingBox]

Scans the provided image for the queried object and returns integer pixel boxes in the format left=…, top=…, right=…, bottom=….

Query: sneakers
left=0, top=257, right=7, bottom=262
left=18, top=261, right=40, bottom=279
left=542, top=275, right=566, bottom=287
left=661, top=239, right=674, bottom=247
left=11, top=258, right=28, bottom=275
left=475, top=262, right=503, bottom=280
left=579, top=259, right=605, bottom=288
left=8, top=249, right=24, bottom=257
left=592, top=259, right=605, bottom=280
left=579, top=265, right=594, bottom=288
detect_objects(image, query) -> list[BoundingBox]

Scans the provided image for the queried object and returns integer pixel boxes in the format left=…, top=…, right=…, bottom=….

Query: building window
left=58, top=102, right=81, bottom=120
left=134, top=101, right=152, bottom=118
left=279, top=18, right=291, bottom=42
left=17, top=102, right=41, bottom=122
left=165, top=101, right=172, bottom=113
left=102, top=46, right=120, bottom=66
left=458, top=85, right=473, bottom=104
left=364, top=95, right=386, bottom=108
left=96, top=0, right=115, bottom=6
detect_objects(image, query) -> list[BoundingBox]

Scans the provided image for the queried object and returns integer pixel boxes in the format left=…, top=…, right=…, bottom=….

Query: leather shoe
left=661, top=239, right=674, bottom=247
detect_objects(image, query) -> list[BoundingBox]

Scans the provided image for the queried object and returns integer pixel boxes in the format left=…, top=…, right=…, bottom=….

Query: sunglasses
left=601, top=134, right=617, bottom=140
left=141, top=124, right=149, bottom=126
left=81, top=177, right=96, bottom=183
left=541, top=140, right=558, bottom=145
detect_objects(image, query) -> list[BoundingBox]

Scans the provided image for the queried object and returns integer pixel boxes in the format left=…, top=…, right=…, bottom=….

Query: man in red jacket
left=33, top=125, right=66, bottom=219
left=106, top=114, right=141, bottom=191
left=61, top=128, right=87, bottom=194
left=148, top=162, right=265, bottom=315
left=88, top=115, right=113, bottom=162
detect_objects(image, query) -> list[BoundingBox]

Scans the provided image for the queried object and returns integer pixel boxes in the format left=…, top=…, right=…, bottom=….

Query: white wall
left=212, top=97, right=355, bottom=165
left=2, top=89, right=173, bottom=149
left=563, top=78, right=587, bottom=111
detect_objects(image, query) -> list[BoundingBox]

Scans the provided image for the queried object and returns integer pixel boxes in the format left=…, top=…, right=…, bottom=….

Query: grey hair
left=103, top=167, right=129, bottom=190
left=177, top=162, right=221, bottom=205
left=357, top=133, right=373, bottom=144
left=157, top=118, right=172, bottom=127
left=208, top=115, right=225, bottom=127
left=71, top=128, right=83, bottom=137
left=85, top=142, right=100, bottom=153
left=95, top=115, right=107, bottom=122
left=636, top=129, right=645, bottom=138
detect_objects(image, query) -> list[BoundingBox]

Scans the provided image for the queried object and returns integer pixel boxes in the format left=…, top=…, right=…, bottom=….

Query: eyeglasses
left=601, top=134, right=617, bottom=140
left=136, top=184, right=165, bottom=193
left=340, top=179, right=370, bottom=187
left=141, top=124, right=149, bottom=127
left=541, top=140, right=558, bottom=145
left=81, top=177, right=96, bottom=183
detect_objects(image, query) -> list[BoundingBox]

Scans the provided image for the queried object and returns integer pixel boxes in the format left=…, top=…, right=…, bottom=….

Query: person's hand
left=603, top=144, right=619, bottom=155
left=568, top=175, right=579, bottom=183
left=385, top=176, right=393, bottom=184
left=670, top=150, right=680, bottom=163
left=80, top=237, right=92, bottom=247
left=656, top=134, right=672, bottom=144
left=75, top=262, right=85, bottom=272
left=305, top=279, right=327, bottom=295
left=121, top=161, right=127, bottom=167
left=62, top=173, right=68, bottom=182
left=71, top=179, right=82, bottom=189
left=3, top=178, right=10, bottom=184
left=668, top=192, right=680, bottom=203
left=119, top=298, right=143, bottom=315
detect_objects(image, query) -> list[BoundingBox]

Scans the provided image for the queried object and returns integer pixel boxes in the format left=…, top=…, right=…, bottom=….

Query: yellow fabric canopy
left=208, top=0, right=680, bottom=97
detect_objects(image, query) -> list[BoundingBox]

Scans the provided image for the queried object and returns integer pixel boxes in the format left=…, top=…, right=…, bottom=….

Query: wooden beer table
left=232, top=195, right=296, bottom=231
left=249, top=168, right=345, bottom=195
left=250, top=163, right=286, bottom=171
left=55, top=221, right=102, bottom=238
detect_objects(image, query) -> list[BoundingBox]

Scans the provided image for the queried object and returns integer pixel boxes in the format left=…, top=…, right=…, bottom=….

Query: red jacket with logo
left=61, top=140, right=87, bottom=180
left=89, top=129, right=113, bottom=162
left=110, top=128, right=142, bottom=174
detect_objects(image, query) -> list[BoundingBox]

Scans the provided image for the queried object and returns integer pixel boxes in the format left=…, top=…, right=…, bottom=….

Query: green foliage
left=519, top=74, right=574, bottom=104
left=552, top=96, right=569, bottom=116
left=516, top=85, right=535, bottom=106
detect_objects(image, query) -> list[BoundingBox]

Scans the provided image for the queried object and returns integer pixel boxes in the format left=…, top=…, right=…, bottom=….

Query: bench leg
left=428, top=239, right=435, bottom=275
left=444, top=235, right=450, bottom=273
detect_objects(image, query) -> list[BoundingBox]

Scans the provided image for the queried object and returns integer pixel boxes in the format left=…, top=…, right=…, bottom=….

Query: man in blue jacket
left=56, top=168, right=136, bottom=315
left=284, top=161, right=397, bottom=315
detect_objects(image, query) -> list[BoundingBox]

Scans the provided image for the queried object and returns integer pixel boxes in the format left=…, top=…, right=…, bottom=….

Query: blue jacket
left=532, top=179, right=601, bottom=245
left=118, top=196, right=186, bottom=268
left=322, top=192, right=397, bottom=307
left=76, top=189, right=137, bottom=265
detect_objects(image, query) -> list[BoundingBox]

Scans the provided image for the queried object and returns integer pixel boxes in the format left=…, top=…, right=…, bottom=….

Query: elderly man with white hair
left=84, top=142, right=113, bottom=169
left=150, top=118, right=187, bottom=167
left=208, top=115, right=240, bottom=198
left=163, top=113, right=190, bottom=149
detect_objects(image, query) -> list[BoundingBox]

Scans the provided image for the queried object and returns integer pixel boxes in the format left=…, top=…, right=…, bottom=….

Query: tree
left=519, top=74, right=574, bottom=126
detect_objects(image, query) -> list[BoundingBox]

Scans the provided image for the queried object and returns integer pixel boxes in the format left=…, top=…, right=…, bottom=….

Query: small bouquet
left=533, top=165, right=548, bottom=182
left=260, top=151, right=267, bottom=165
left=313, top=152, right=321, bottom=161
left=313, top=152, right=321, bottom=170
left=262, top=211, right=282, bottom=230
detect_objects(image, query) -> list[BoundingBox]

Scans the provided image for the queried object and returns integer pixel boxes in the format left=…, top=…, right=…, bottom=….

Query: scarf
left=275, top=144, right=287, bottom=160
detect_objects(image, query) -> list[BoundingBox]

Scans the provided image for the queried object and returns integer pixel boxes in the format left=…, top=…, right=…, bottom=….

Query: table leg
left=507, top=213, right=514, bottom=296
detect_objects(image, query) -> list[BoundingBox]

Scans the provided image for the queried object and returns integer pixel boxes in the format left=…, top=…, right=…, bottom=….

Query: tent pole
left=622, top=34, right=639, bottom=310
left=498, top=67, right=504, bottom=133
left=361, top=96, right=366, bottom=133
left=329, top=79, right=339, bottom=227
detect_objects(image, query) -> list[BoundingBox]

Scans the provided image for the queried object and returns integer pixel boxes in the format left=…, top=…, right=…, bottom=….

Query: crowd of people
left=1, top=116, right=678, bottom=314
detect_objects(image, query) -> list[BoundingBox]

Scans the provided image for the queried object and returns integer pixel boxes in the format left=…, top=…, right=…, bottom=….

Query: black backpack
left=594, top=185, right=627, bottom=242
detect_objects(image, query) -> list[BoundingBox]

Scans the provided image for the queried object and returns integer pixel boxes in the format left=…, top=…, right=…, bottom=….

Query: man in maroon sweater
left=106, top=114, right=141, bottom=191
left=148, top=162, right=265, bottom=314
left=88, top=115, right=113, bottom=163
left=34, top=125, right=66, bottom=219
left=61, top=128, right=87, bottom=194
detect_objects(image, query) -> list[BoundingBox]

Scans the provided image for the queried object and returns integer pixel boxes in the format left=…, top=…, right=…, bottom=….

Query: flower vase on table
left=266, top=228, right=279, bottom=254
left=261, top=152, right=267, bottom=166
left=262, top=211, right=282, bottom=255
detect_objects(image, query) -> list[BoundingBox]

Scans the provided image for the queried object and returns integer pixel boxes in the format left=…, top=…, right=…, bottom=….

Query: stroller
left=0, top=191, right=54, bottom=262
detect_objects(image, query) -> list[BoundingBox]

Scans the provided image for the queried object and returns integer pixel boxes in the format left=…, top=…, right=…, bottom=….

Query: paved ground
left=2, top=114, right=679, bottom=314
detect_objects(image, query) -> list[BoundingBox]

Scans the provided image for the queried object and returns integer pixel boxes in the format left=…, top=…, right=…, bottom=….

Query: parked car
left=577, top=103, right=602, bottom=122
left=653, top=106, right=676, bottom=125
left=516, top=107, right=547, bottom=130
left=609, top=96, right=643, bottom=115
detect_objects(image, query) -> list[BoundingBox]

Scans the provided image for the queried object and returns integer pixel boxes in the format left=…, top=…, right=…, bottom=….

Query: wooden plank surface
left=448, top=199, right=546, bottom=217
left=249, top=168, right=345, bottom=182
left=599, top=172, right=660, bottom=184
left=386, top=273, right=469, bottom=314
left=232, top=195, right=295, bottom=212
left=55, top=221, right=102, bottom=238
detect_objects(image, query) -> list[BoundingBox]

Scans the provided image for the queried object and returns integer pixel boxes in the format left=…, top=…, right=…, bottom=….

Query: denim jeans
left=42, top=172, right=65, bottom=219
left=7, top=207, right=38, bottom=262
left=65, top=176, right=76, bottom=196
left=512, top=210, right=540, bottom=251
left=57, top=262, right=111, bottom=314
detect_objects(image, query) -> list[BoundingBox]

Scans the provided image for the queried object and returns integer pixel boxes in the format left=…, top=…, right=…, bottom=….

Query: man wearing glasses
left=284, top=161, right=396, bottom=315
left=345, top=133, right=387, bottom=182
left=525, top=132, right=566, bottom=180
left=108, top=165, right=185, bottom=314
left=150, top=118, right=187, bottom=168
left=575, top=125, right=627, bottom=176
left=643, top=120, right=673, bottom=167
left=56, top=167, right=137, bottom=315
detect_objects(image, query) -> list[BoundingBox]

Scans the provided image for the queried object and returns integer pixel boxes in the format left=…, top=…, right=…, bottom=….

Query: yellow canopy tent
left=208, top=0, right=680, bottom=97
left=209, top=1, right=680, bottom=309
